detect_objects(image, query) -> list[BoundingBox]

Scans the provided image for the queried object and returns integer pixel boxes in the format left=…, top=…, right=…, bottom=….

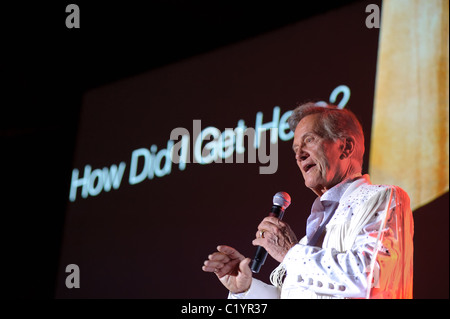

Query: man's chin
left=304, top=177, right=318, bottom=189
left=304, top=180, right=325, bottom=196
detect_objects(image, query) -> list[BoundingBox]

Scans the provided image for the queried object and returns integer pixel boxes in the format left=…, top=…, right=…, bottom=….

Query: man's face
left=292, top=114, right=347, bottom=196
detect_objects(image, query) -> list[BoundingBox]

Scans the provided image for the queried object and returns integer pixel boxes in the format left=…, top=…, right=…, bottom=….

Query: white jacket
left=230, top=175, right=414, bottom=299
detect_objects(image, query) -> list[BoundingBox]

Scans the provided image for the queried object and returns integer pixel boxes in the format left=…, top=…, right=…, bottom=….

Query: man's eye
left=305, top=137, right=314, bottom=143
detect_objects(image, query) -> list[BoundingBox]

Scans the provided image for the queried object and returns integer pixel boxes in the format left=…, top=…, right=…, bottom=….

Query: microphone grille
left=273, top=191, right=291, bottom=209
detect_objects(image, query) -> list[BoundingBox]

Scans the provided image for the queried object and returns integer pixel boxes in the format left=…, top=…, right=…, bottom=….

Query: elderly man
left=202, top=102, right=414, bottom=299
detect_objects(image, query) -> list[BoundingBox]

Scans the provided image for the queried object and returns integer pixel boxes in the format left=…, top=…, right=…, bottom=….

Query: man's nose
left=296, top=149, right=309, bottom=162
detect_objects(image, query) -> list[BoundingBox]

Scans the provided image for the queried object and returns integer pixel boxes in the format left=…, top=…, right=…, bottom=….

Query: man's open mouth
left=304, top=163, right=316, bottom=173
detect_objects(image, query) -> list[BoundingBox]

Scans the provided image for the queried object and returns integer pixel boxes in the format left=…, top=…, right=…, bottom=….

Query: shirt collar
left=320, top=175, right=365, bottom=204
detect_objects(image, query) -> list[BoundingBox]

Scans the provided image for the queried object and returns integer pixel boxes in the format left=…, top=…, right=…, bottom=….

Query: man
left=202, top=102, right=414, bottom=299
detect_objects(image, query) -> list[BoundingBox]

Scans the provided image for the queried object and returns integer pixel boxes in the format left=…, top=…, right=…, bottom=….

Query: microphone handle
left=250, top=205, right=284, bottom=273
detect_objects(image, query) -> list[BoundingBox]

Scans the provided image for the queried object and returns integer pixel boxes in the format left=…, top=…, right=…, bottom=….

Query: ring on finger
left=259, top=229, right=266, bottom=238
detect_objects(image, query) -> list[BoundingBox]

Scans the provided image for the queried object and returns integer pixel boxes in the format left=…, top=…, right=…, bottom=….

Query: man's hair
left=287, top=102, right=365, bottom=171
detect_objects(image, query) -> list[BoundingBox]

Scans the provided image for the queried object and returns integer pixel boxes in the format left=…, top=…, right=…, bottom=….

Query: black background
left=1, top=0, right=448, bottom=300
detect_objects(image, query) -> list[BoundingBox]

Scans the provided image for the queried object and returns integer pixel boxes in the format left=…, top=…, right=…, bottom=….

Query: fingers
left=254, top=217, right=288, bottom=244
left=202, top=245, right=244, bottom=275
left=252, top=217, right=298, bottom=263
left=202, top=252, right=229, bottom=272
left=256, top=216, right=285, bottom=234
left=239, top=257, right=252, bottom=278
left=253, top=216, right=296, bottom=245
left=217, top=245, right=245, bottom=260
left=203, top=258, right=228, bottom=271
left=252, top=230, right=278, bottom=248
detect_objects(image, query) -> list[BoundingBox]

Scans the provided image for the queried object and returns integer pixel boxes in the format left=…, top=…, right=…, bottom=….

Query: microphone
left=250, top=191, right=291, bottom=273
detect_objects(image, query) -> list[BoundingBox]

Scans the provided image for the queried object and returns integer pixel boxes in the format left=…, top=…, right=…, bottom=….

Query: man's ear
left=340, top=137, right=355, bottom=159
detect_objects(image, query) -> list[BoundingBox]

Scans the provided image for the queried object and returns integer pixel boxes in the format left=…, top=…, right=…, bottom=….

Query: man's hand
left=202, top=245, right=252, bottom=294
left=252, top=216, right=298, bottom=263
